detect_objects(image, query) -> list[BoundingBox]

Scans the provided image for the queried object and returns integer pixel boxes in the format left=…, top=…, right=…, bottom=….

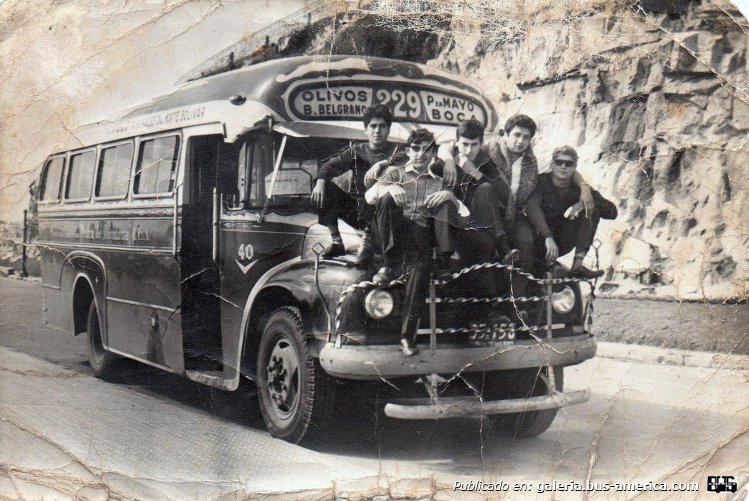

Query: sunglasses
left=554, top=159, right=576, bottom=167
left=408, top=143, right=434, bottom=153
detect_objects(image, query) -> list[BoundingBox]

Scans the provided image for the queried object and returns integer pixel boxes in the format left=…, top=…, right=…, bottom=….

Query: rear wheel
left=256, top=307, right=335, bottom=445
left=86, top=300, right=119, bottom=379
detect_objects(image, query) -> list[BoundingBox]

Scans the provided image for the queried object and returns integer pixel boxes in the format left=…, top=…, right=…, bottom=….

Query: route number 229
left=376, top=89, right=421, bottom=119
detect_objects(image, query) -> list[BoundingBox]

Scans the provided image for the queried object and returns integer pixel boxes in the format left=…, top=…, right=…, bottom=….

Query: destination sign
left=287, top=81, right=487, bottom=126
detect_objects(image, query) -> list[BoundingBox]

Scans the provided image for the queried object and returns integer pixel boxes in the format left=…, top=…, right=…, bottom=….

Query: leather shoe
left=373, top=267, right=398, bottom=285
left=572, top=265, right=604, bottom=280
left=502, top=248, right=521, bottom=265
left=354, top=233, right=375, bottom=269
left=321, top=241, right=345, bottom=259
left=400, top=338, right=420, bottom=357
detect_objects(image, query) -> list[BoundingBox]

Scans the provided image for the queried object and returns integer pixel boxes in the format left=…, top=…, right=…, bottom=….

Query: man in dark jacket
left=311, top=104, right=398, bottom=264
left=531, top=145, right=617, bottom=278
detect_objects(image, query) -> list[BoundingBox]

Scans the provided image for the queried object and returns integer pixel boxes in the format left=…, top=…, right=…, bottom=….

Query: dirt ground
left=593, top=297, right=749, bottom=355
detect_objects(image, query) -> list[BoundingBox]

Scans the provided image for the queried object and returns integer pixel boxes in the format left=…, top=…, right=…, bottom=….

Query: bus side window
left=134, top=135, right=180, bottom=195
left=40, top=157, right=65, bottom=202
left=65, top=150, right=96, bottom=201
left=238, top=133, right=274, bottom=208
left=96, top=143, right=133, bottom=198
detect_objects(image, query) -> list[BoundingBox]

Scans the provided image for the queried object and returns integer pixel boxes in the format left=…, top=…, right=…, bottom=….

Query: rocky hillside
left=199, top=0, right=749, bottom=300
left=424, top=0, right=749, bottom=301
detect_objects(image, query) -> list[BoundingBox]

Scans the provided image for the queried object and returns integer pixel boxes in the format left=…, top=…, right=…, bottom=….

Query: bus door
left=180, top=134, right=226, bottom=371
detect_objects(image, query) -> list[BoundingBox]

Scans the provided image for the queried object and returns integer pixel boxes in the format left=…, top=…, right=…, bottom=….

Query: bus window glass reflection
left=134, top=136, right=180, bottom=195
left=65, top=150, right=95, bottom=201
left=96, top=143, right=133, bottom=198
left=40, top=157, right=64, bottom=202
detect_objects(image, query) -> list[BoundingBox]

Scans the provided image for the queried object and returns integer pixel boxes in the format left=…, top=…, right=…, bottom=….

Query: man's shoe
left=572, top=265, right=604, bottom=280
left=354, top=233, right=375, bottom=269
left=373, top=267, right=398, bottom=285
left=321, top=241, right=345, bottom=259
left=400, top=338, right=420, bottom=357
left=434, top=254, right=453, bottom=282
left=502, top=249, right=521, bottom=265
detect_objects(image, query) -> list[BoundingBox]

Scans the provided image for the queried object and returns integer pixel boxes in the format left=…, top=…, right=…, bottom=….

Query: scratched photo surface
left=0, top=1, right=747, bottom=499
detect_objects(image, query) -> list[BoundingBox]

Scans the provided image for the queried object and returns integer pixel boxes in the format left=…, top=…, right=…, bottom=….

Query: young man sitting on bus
left=530, top=146, right=617, bottom=279
left=438, top=114, right=595, bottom=297
left=366, top=128, right=463, bottom=356
left=311, top=104, right=398, bottom=265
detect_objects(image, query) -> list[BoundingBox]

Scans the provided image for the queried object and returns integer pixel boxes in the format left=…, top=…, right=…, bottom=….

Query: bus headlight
left=551, top=286, right=576, bottom=314
left=364, top=289, right=394, bottom=319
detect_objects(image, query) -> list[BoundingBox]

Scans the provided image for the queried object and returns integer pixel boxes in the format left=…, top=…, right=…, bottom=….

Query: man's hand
left=564, top=201, right=584, bottom=220
left=579, top=184, right=594, bottom=217
left=442, top=158, right=457, bottom=186
left=458, top=156, right=483, bottom=181
left=311, top=179, right=325, bottom=207
left=545, top=236, right=559, bottom=264
left=425, top=190, right=457, bottom=209
left=364, top=160, right=390, bottom=186
left=389, top=185, right=407, bottom=206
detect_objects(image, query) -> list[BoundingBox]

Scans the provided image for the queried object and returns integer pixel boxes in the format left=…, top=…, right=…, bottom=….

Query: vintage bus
left=37, top=55, right=596, bottom=445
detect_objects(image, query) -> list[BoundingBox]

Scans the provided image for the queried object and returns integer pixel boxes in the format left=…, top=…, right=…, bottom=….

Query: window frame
left=94, top=139, right=135, bottom=202
left=38, top=155, right=67, bottom=205
left=132, top=132, right=182, bottom=200
left=63, top=147, right=97, bottom=203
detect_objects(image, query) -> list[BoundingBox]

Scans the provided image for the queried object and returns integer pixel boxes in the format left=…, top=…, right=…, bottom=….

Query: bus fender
left=59, top=251, right=107, bottom=337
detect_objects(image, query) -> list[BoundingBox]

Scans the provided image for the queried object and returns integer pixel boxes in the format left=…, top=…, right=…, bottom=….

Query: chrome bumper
left=384, top=389, right=591, bottom=419
left=319, top=334, right=596, bottom=380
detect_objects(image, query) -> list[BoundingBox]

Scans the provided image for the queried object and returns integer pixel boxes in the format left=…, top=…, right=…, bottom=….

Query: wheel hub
left=265, top=339, right=299, bottom=419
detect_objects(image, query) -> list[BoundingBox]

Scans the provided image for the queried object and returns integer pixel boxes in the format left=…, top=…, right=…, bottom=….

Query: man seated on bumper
left=311, top=104, right=398, bottom=265
left=531, top=146, right=618, bottom=278
left=365, top=128, right=464, bottom=356
left=449, top=119, right=518, bottom=267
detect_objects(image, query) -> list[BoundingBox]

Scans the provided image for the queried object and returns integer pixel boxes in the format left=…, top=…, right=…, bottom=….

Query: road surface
left=1, top=277, right=747, bottom=500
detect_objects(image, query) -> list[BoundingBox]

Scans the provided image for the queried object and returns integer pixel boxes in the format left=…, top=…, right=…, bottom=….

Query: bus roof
left=74, top=56, right=497, bottom=149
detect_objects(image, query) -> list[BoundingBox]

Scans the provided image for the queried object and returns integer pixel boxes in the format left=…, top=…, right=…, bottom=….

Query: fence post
left=20, top=209, right=28, bottom=278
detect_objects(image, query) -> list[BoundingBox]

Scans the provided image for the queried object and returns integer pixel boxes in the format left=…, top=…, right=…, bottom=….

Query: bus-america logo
left=286, top=81, right=488, bottom=126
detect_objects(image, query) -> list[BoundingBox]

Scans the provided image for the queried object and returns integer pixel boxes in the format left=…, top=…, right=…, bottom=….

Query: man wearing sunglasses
left=366, top=128, right=463, bottom=356
left=529, top=146, right=617, bottom=278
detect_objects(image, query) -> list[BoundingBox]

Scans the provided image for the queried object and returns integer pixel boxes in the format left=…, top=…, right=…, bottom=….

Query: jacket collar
left=404, top=157, right=440, bottom=178
left=499, top=140, right=526, bottom=167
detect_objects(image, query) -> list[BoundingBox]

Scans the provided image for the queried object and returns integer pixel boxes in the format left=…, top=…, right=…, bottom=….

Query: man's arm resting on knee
left=365, top=167, right=403, bottom=205
left=571, top=171, right=595, bottom=216
left=437, top=142, right=457, bottom=186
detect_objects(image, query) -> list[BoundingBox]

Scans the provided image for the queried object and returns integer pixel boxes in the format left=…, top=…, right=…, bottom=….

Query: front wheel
left=256, top=307, right=335, bottom=445
left=86, top=300, right=119, bottom=379
left=494, top=366, right=564, bottom=438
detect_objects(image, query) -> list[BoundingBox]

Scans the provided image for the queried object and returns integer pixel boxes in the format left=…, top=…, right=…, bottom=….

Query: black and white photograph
left=0, top=0, right=747, bottom=499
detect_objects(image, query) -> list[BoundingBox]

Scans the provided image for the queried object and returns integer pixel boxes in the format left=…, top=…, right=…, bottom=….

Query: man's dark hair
left=456, top=119, right=484, bottom=142
left=407, top=128, right=436, bottom=150
left=363, top=104, right=393, bottom=127
left=504, top=114, right=537, bottom=137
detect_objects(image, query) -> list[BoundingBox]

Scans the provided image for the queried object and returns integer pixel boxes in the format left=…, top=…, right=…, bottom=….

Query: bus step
left=185, top=370, right=231, bottom=390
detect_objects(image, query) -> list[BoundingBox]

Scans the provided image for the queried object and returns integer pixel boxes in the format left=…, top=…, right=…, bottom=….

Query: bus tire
left=86, top=300, right=119, bottom=379
left=493, top=366, right=564, bottom=438
left=256, top=306, right=335, bottom=445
